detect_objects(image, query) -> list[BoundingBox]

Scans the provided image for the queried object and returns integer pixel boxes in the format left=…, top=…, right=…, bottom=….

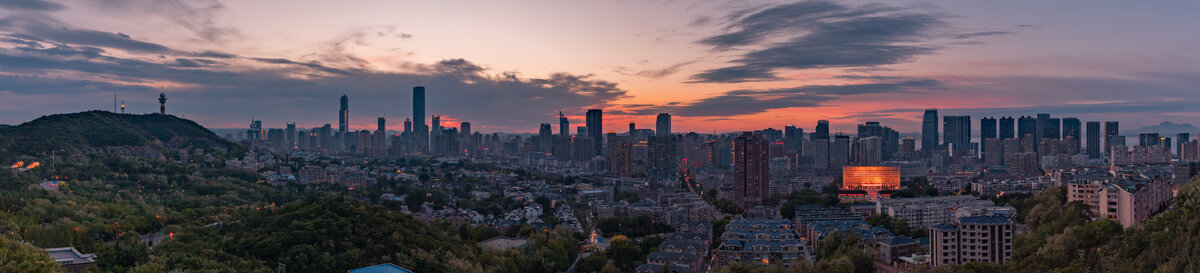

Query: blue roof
left=959, top=215, right=1013, bottom=225
left=348, top=263, right=414, bottom=273
left=880, top=235, right=918, bottom=246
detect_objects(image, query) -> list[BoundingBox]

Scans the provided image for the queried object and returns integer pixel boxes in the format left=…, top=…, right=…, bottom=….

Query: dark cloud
left=0, top=14, right=172, bottom=53
left=951, top=31, right=1010, bottom=39
left=691, top=1, right=949, bottom=83
left=192, top=50, right=237, bottom=58
left=174, top=58, right=224, bottom=68
left=0, top=0, right=65, bottom=11
left=626, top=78, right=940, bottom=117
left=249, top=57, right=353, bottom=75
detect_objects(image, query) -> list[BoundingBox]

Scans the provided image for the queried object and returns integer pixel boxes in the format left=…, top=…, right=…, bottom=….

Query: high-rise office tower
left=559, top=112, right=569, bottom=136
left=339, top=95, right=349, bottom=133
left=609, top=136, right=633, bottom=177
left=733, top=132, right=769, bottom=208
left=413, top=86, right=427, bottom=154
left=922, top=109, right=938, bottom=151
left=999, top=117, right=1015, bottom=139
left=539, top=123, right=553, bottom=153
left=628, top=121, right=635, bottom=134
left=857, top=122, right=898, bottom=160
left=1036, top=113, right=1050, bottom=144
left=656, top=113, right=671, bottom=137
left=1063, top=118, right=1081, bottom=154
left=1140, top=133, right=1161, bottom=147
left=377, top=117, right=385, bottom=133
left=814, top=120, right=830, bottom=140
left=248, top=120, right=264, bottom=140
left=981, top=117, right=997, bottom=159
left=1105, top=121, right=1120, bottom=154
left=943, top=116, right=971, bottom=153
left=648, top=135, right=676, bottom=180
left=1045, top=118, right=1061, bottom=140
left=586, top=109, right=603, bottom=156
left=1087, top=121, right=1101, bottom=158
left=1178, top=133, right=1191, bottom=157
left=831, top=135, right=850, bottom=169
left=431, top=115, right=441, bottom=154
left=1018, top=116, right=1037, bottom=140
left=286, top=122, right=296, bottom=149
left=461, top=122, right=472, bottom=155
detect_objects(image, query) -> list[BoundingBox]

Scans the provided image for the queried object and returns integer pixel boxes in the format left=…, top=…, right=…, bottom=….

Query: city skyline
left=1, top=1, right=1199, bottom=133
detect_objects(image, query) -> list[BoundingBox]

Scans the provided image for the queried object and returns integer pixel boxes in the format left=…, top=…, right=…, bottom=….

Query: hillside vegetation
left=0, top=110, right=244, bottom=162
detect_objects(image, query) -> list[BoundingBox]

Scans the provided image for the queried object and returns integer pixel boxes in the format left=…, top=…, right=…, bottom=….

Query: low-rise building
left=876, top=195, right=998, bottom=228
left=1067, top=175, right=1173, bottom=228
left=928, top=215, right=1014, bottom=266
left=46, top=247, right=97, bottom=273
left=714, top=218, right=812, bottom=270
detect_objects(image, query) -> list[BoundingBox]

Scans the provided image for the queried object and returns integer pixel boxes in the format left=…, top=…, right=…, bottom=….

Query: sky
left=1, top=0, right=1198, bottom=134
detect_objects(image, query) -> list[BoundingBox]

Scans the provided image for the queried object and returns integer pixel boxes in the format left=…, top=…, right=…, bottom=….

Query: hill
left=1127, top=121, right=1200, bottom=136
left=0, top=110, right=244, bottom=161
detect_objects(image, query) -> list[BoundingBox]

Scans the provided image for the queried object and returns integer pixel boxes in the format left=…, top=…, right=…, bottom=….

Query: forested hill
left=0, top=110, right=244, bottom=161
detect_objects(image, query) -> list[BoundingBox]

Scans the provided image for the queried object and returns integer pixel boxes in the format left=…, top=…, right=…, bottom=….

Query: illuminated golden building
left=842, top=166, right=901, bottom=191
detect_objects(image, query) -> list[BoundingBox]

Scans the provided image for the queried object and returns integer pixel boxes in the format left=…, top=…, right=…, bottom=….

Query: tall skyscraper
left=376, top=117, right=385, bottom=133
left=857, top=122, right=898, bottom=160
left=1087, top=121, right=1101, bottom=159
left=339, top=95, right=349, bottom=133
left=999, top=117, right=1015, bottom=139
left=1140, top=133, right=1161, bottom=147
left=1036, top=113, right=1050, bottom=144
left=648, top=135, right=676, bottom=180
left=628, top=121, right=635, bottom=134
left=431, top=115, right=441, bottom=154
left=943, top=116, right=971, bottom=153
left=559, top=111, right=569, bottom=136
left=1018, top=116, right=1037, bottom=140
left=539, top=123, right=553, bottom=153
left=813, top=120, right=830, bottom=140
left=609, top=136, right=633, bottom=177
left=656, top=113, right=671, bottom=136
left=831, top=135, right=850, bottom=169
left=413, top=86, right=427, bottom=154
left=1178, top=133, right=1191, bottom=157
left=981, top=117, right=997, bottom=159
left=1063, top=117, right=1081, bottom=154
left=922, top=109, right=938, bottom=151
left=733, top=132, right=769, bottom=208
left=586, top=109, right=603, bottom=156
left=461, top=122, right=472, bottom=155
left=286, top=122, right=296, bottom=149
left=1105, top=121, right=1120, bottom=154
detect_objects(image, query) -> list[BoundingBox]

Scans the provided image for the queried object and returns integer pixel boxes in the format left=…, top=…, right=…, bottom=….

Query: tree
left=0, top=235, right=61, bottom=273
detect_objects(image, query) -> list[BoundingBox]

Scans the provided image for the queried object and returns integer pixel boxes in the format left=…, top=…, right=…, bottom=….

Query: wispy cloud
left=691, top=1, right=949, bottom=83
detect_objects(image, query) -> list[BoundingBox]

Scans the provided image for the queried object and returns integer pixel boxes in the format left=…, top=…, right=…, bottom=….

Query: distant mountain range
left=0, top=111, right=245, bottom=161
left=1126, top=121, right=1200, bottom=136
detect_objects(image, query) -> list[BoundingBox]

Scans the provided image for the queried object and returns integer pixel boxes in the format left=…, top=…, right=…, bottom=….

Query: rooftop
left=45, top=247, right=96, bottom=265
left=348, top=263, right=414, bottom=273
